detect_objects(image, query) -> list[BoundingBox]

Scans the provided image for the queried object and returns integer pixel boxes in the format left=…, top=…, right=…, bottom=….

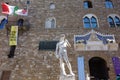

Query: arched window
left=91, top=17, right=97, bottom=28
left=51, top=19, right=55, bottom=28
left=45, top=18, right=56, bottom=28
left=0, top=16, right=8, bottom=29
left=17, top=18, right=24, bottom=26
left=114, top=16, right=120, bottom=27
left=84, top=1, right=93, bottom=8
left=108, top=16, right=115, bottom=27
left=83, top=14, right=98, bottom=28
left=49, top=3, right=55, bottom=10
left=83, top=17, right=90, bottom=28
left=107, top=15, right=120, bottom=28
left=105, top=0, right=113, bottom=8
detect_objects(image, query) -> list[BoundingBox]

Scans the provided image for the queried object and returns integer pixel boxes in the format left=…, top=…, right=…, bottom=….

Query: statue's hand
left=55, top=50, right=59, bottom=59
left=56, top=54, right=59, bottom=59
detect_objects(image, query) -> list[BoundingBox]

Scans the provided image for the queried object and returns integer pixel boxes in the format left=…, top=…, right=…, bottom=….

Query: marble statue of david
left=55, top=34, right=74, bottom=76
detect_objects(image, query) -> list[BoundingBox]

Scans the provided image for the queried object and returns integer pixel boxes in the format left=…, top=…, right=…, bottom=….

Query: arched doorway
left=89, top=57, right=109, bottom=80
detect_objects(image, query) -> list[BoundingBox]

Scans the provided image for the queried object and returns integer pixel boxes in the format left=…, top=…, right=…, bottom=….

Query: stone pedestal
left=59, top=74, right=75, bottom=80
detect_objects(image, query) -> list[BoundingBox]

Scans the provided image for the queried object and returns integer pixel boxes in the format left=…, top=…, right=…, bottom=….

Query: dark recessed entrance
left=1, top=71, right=11, bottom=80
left=89, top=57, right=109, bottom=80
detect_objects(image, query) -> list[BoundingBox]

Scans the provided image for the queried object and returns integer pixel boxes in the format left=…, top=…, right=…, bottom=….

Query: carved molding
left=74, top=30, right=118, bottom=51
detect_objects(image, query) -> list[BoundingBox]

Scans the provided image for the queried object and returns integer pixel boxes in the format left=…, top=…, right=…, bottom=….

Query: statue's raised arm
left=65, top=39, right=71, bottom=48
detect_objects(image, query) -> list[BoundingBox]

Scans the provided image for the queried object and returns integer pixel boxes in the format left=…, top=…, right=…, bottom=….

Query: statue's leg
left=60, top=59, right=67, bottom=75
left=63, top=51, right=74, bottom=75
left=64, top=52, right=75, bottom=76
left=66, top=61, right=74, bottom=75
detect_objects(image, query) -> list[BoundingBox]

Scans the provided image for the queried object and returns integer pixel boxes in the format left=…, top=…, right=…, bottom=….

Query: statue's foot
left=70, top=72, right=75, bottom=76
left=61, top=73, right=67, bottom=76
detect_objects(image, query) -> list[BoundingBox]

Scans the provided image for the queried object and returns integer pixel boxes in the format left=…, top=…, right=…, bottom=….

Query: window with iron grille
left=39, top=41, right=58, bottom=50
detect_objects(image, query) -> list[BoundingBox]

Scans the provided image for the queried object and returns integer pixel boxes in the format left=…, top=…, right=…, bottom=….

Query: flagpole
left=6, top=14, right=9, bottom=36
left=26, top=0, right=30, bottom=11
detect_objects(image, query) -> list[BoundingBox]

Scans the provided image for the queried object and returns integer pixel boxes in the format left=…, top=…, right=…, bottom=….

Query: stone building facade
left=0, top=0, right=120, bottom=80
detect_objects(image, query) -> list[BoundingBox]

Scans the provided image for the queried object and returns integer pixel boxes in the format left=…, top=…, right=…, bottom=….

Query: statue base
left=59, top=74, right=75, bottom=80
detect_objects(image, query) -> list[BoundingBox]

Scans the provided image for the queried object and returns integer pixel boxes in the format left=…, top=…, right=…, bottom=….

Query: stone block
left=59, top=74, right=75, bottom=80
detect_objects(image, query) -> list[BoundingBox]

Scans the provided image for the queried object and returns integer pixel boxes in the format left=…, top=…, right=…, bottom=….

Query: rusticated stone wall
left=0, top=0, right=120, bottom=80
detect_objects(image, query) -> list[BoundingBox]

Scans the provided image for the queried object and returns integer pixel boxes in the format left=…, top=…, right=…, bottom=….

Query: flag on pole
left=14, top=8, right=28, bottom=16
left=1, top=3, right=18, bottom=15
left=1, top=3, right=28, bottom=16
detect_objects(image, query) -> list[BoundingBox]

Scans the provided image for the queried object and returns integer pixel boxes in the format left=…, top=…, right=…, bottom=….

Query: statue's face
left=59, top=34, right=65, bottom=41
left=60, top=37, right=64, bottom=40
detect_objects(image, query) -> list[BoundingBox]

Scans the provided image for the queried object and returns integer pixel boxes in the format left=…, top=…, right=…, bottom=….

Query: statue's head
left=60, top=34, right=65, bottom=41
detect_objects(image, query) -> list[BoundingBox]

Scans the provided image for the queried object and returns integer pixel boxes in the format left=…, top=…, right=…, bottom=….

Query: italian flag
left=15, top=8, right=28, bottom=16
left=1, top=3, right=28, bottom=16
left=1, top=3, right=18, bottom=15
